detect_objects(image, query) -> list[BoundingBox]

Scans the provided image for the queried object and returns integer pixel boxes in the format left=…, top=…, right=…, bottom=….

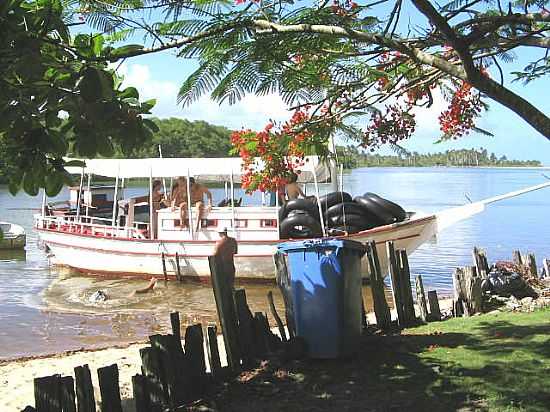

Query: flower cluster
left=438, top=81, right=482, bottom=138
left=331, top=0, right=359, bottom=16
left=231, top=109, right=325, bottom=193
left=362, top=104, right=417, bottom=150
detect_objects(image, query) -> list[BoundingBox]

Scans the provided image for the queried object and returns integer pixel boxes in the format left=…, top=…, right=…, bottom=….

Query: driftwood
left=453, top=266, right=482, bottom=317
left=97, top=364, right=122, bottom=412
left=398, top=249, right=416, bottom=325
left=415, top=275, right=429, bottom=322
left=427, top=291, right=442, bottom=321
left=206, top=325, right=222, bottom=379
left=366, top=241, right=391, bottom=330
left=74, top=365, right=96, bottom=412
left=472, top=247, right=489, bottom=279
left=132, top=374, right=151, bottom=412
left=234, top=289, right=255, bottom=367
left=267, top=290, right=287, bottom=342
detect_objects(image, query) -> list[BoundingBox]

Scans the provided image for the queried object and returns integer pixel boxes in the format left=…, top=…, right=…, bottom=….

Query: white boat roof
left=65, top=156, right=331, bottom=183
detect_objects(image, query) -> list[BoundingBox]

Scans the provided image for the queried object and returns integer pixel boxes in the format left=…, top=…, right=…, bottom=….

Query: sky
left=109, top=7, right=550, bottom=165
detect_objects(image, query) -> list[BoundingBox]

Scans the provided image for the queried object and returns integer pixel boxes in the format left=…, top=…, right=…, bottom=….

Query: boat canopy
left=64, top=156, right=331, bottom=183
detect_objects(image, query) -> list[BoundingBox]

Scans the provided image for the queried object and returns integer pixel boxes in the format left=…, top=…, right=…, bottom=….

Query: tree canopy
left=1, top=0, right=549, bottom=193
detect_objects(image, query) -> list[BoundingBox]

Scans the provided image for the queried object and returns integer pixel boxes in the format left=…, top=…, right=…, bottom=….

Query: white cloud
left=117, top=62, right=291, bottom=130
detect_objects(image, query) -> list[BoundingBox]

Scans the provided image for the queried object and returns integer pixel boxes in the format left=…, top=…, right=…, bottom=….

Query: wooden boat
left=34, top=157, right=550, bottom=282
left=0, top=221, right=26, bottom=250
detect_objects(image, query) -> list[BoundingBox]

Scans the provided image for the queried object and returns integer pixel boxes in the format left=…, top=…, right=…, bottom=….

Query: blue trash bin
left=277, top=238, right=366, bottom=358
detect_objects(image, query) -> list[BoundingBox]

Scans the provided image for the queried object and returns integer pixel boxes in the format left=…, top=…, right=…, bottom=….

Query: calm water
left=0, top=167, right=549, bottom=360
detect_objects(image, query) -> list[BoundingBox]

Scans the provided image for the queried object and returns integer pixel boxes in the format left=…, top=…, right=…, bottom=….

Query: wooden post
left=132, top=374, right=151, bottom=412
left=543, top=258, right=550, bottom=279
left=34, top=375, right=61, bottom=412
left=366, top=241, right=391, bottom=330
left=267, top=291, right=287, bottom=342
left=175, top=252, right=182, bottom=281
left=398, top=249, right=416, bottom=325
left=387, top=241, right=407, bottom=327
left=206, top=325, right=222, bottom=379
left=526, top=253, right=537, bottom=277
left=74, top=365, right=96, bottom=412
left=97, top=364, right=122, bottom=412
left=161, top=252, right=168, bottom=281
left=184, top=324, right=207, bottom=397
left=234, top=288, right=255, bottom=367
left=427, top=291, right=442, bottom=321
left=60, top=376, right=76, bottom=412
left=208, top=255, right=240, bottom=371
left=415, top=275, right=429, bottom=322
left=149, top=334, right=187, bottom=407
left=472, top=247, right=489, bottom=279
left=453, top=266, right=482, bottom=316
left=252, top=312, right=269, bottom=358
left=513, top=250, right=523, bottom=266
left=170, top=311, right=182, bottom=352
left=139, top=347, right=166, bottom=410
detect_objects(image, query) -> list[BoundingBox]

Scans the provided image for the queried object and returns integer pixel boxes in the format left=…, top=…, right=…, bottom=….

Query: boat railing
left=35, top=214, right=149, bottom=240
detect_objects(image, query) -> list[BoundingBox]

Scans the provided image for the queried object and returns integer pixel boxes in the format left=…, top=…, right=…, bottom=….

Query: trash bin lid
left=277, top=238, right=366, bottom=254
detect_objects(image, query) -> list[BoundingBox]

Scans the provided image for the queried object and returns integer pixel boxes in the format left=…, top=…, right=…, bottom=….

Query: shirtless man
left=171, top=177, right=189, bottom=229
left=189, top=177, right=213, bottom=230
left=285, top=173, right=312, bottom=201
left=214, top=228, right=238, bottom=288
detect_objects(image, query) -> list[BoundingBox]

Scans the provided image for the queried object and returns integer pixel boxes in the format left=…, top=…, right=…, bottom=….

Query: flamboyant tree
left=2, top=0, right=549, bottom=193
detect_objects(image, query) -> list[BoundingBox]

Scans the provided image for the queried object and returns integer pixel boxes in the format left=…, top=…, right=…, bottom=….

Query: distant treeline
left=0, top=118, right=233, bottom=184
left=336, top=147, right=542, bottom=169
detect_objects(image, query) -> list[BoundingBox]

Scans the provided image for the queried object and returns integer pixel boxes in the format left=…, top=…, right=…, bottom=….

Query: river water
left=0, top=167, right=549, bottom=360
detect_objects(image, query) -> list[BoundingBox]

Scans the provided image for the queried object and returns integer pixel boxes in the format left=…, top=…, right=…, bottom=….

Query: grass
left=209, top=308, right=550, bottom=411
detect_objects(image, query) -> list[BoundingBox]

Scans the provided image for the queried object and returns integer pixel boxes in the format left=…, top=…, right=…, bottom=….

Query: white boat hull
left=36, top=215, right=437, bottom=281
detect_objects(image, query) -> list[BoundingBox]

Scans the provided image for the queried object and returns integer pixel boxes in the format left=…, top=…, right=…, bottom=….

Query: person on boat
left=134, top=179, right=165, bottom=208
left=214, top=228, right=238, bottom=288
left=284, top=172, right=313, bottom=202
left=189, top=177, right=213, bottom=230
left=171, top=177, right=189, bottom=229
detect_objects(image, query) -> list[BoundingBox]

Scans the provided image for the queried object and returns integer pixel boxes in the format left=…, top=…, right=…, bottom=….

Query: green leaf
left=143, top=118, right=160, bottom=133
left=22, top=171, right=39, bottom=196
left=110, top=44, right=144, bottom=59
left=141, top=99, right=156, bottom=112
left=78, top=67, right=114, bottom=102
left=45, top=172, right=64, bottom=196
left=119, top=87, right=139, bottom=99
left=92, top=35, right=105, bottom=57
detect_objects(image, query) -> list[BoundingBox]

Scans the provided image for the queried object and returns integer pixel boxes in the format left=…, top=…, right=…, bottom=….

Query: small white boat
left=0, top=221, right=26, bottom=250
left=34, top=157, right=550, bottom=282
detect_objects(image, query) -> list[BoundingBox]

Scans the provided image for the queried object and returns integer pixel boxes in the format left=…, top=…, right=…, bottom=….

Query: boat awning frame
left=64, top=156, right=331, bottom=184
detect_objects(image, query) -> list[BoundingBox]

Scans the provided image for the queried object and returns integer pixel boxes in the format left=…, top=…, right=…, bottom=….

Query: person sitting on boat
left=189, top=177, right=213, bottom=230
left=214, top=228, right=238, bottom=289
left=284, top=172, right=313, bottom=202
left=171, top=177, right=189, bottom=229
left=133, top=180, right=167, bottom=210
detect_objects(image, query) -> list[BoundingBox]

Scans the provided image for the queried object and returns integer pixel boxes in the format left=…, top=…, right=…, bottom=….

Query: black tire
left=280, top=214, right=323, bottom=239
left=318, top=192, right=352, bottom=212
left=327, top=213, right=380, bottom=230
left=363, top=192, right=407, bottom=222
left=284, top=198, right=319, bottom=218
left=286, top=209, right=311, bottom=218
left=354, top=196, right=396, bottom=225
left=325, top=202, right=369, bottom=219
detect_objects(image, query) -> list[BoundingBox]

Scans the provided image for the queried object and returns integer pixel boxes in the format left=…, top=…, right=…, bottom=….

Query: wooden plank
left=465, top=266, right=482, bottom=315
left=472, top=246, right=489, bottom=279
left=513, top=250, right=523, bottom=266
left=170, top=311, right=183, bottom=352
left=234, top=288, right=255, bottom=367
left=161, top=252, right=168, bottom=281
left=273, top=252, right=296, bottom=338
left=252, top=312, right=269, bottom=358
left=387, top=241, right=406, bottom=328
left=415, top=275, right=429, bottom=322
left=543, top=258, right=550, bottom=279
left=526, top=253, right=537, bottom=277
left=139, top=347, right=166, bottom=410
left=398, top=249, right=416, bottom=325
left=34, top=375, right=61, bottom=412
left=74, top=365, right=96, bottom=412
left=132, top=374, right=151, bottom=412
left=206, top=325, right=222, bottom=379
left=267, top=290, right=287, bottom=342
left=427, top=290, right=442, bottom=321
left=366, top=241, right=391, bottom=330
left=97, top=364, right=122, bottom=412
left=209, top=255, right=240, bottom=371
left=175, top=252, right=182, bottom=281
left=149, top=334, right=187, bottom=408
left=184, top=324, right=207, bottom=398
left=60, top=376, right=76, bottom=412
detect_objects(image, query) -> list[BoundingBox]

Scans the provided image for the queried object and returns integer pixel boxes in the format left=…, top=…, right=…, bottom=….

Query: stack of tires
left=279, top=192, right=407, bottom=239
